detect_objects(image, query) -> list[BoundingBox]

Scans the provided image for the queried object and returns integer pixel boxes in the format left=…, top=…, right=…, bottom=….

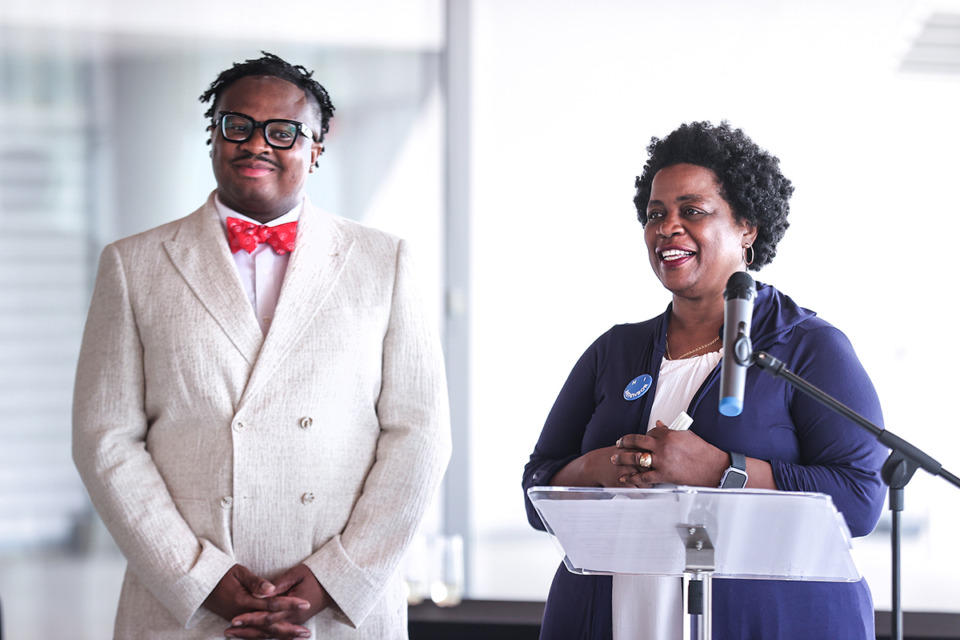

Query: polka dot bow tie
left=226, top=217, right=298, bottom=255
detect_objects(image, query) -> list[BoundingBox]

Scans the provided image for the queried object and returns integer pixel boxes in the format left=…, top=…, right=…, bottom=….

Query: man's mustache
left=233, top=152, right=280, bottom=168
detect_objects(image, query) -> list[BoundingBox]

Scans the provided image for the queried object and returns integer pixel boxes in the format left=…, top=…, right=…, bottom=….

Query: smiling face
left=210, top=75, right=323, bottom=223
left=644, top=163, right=758, bottom=302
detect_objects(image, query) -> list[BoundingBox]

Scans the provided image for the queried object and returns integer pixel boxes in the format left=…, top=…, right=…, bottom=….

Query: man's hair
left=633, top=121, right=794, bottom=270
left=199, top=51, right=336, bottom=143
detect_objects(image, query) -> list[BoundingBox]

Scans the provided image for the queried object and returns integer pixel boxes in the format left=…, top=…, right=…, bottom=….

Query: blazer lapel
left=239, top=200, right=352, bottom=406
left=162, top=196, right=263, bottom=365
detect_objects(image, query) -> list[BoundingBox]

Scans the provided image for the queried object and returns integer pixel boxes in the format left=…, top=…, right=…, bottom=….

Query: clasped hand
left=610, top=421, right=725, bottom=487
left=204, top=563, right=331, bottom=639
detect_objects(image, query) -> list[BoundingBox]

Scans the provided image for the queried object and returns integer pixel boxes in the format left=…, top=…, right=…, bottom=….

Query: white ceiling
left=901, top=11, right=960, bottom=74
left=4, top=0, right=960, bottom=75
left=0, top=0, right=444, bottom=50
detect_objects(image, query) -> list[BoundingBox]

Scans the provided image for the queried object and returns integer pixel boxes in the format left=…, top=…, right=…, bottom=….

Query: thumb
left=269, top=565, right=309, bottom=595
left=233, top=564, right=277, bottom=598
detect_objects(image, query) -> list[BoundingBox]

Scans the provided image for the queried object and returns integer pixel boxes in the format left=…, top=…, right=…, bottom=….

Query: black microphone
left=719, top=271, right=756, bottom=417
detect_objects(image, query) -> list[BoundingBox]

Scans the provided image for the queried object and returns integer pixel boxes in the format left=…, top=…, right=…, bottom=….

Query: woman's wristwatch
left=719, top=452, right=748, bottom=488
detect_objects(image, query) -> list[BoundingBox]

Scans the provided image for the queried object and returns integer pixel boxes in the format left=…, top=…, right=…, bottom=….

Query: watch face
left=721, top=468, right=748, bottom=489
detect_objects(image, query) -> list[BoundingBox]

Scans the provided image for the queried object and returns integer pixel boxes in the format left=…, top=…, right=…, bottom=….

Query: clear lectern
left=527, top=486, right=860, bottom=640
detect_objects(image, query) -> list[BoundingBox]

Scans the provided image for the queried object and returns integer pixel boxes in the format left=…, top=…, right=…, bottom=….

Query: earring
left=744, top=244, right=755, bottom=266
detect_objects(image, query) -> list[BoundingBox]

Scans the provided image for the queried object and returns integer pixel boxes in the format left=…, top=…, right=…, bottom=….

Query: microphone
left=719, top=271, right=757, bottom=417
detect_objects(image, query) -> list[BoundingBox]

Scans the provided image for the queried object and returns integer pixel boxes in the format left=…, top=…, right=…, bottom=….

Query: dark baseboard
left=409, top=600, right=960, bottom=640
left=409, top=600, right=542, bottom=640
left=875, top=610, right=960, bottom=640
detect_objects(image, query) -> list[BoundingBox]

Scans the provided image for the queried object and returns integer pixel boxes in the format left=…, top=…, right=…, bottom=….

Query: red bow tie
left=226, top=217, right=298, bottom=255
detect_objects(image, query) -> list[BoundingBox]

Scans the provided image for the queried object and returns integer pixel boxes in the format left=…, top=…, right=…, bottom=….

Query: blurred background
left=2, top=0, right=959, bottom=637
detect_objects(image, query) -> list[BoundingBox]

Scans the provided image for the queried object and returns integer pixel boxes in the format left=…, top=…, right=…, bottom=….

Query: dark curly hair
left=199, top=51, right=336, bottom=143
left=633, top=121, right=793, bottom=270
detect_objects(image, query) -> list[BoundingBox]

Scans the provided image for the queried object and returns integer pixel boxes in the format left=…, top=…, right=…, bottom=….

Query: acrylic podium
left=527, top=486, right=860, bottom=640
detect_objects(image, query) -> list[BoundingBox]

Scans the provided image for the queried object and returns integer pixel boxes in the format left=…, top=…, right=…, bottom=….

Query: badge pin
left=623, top=374, right=653, bottom=401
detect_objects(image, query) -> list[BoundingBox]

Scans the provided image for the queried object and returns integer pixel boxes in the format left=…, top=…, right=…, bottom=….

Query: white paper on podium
left=528, top=486, right=860, bottom=582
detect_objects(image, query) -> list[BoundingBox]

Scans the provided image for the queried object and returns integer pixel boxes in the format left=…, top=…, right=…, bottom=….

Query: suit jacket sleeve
left=72, top=243, right=236, bottom=627
left=302, top=238, right=452, bottom=627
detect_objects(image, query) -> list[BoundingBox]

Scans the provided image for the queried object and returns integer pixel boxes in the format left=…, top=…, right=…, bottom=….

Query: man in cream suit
left=72, top=53, right=451, bottom=639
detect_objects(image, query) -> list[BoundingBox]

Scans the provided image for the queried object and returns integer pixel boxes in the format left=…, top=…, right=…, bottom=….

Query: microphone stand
left=749, top=351, right=960, bottom=640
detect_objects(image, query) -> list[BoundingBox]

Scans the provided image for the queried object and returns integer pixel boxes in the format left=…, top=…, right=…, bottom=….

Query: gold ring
left=638, top=452, right=653, bottom=468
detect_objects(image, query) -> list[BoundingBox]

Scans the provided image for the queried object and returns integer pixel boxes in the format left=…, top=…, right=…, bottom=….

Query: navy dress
left=523, top=283, right=888, bottom=639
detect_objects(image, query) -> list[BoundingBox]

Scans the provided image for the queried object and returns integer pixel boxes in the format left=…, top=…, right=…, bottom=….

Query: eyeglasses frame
left=215, top=111, right=318, bottom=150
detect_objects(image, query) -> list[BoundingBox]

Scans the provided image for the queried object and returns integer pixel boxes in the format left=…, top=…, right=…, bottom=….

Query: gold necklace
left=665, top=334, right=720, bottom=360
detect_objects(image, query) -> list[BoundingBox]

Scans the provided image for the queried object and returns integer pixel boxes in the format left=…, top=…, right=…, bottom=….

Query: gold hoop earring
left=744, top=244, right=755, bottom=266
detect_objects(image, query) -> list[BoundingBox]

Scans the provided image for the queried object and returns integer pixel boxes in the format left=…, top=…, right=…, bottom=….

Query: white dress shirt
left=215, top=195, right=302, bottom=334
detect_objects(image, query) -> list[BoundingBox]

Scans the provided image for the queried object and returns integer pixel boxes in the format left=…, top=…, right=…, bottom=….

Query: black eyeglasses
left=216, top=111, right=317, bottom=150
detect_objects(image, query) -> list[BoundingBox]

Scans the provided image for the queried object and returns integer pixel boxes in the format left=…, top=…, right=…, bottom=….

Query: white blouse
left=612, top=350, right=722, bottom=640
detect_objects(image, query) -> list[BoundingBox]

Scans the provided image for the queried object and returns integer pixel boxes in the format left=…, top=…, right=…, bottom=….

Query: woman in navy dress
left=523, top=121, right=887, bottom=639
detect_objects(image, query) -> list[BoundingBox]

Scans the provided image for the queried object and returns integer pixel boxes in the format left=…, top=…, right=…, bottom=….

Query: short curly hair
left=633, top=121, right=793, bottom=270
left=199, top=51, right=336, bottom=143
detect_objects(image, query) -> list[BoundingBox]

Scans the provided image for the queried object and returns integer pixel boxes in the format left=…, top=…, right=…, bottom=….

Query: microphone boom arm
left=750, top=349, right=960, bottom=640
left=750, top=351, right=959, bottom=487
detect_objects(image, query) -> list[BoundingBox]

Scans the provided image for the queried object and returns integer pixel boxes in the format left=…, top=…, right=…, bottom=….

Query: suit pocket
left=172, top=496, right=234, bottom=555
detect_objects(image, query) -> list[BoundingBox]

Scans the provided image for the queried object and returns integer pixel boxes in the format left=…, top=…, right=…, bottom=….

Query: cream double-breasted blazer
left=72, top=193, right=451, bottom=638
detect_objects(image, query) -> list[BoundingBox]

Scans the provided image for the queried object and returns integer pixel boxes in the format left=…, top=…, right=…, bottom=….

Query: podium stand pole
left=679, top=525, right=715, bottom=640
left=684, top=573, right=713, bottom=640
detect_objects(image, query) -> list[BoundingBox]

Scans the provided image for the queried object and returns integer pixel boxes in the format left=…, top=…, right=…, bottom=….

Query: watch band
left=730, top=451, right=746, bottom=471
left=719, top=451, right=748, bottom=488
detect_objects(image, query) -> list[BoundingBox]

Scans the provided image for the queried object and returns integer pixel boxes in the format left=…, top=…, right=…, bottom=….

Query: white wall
left=467, top=0, right=960, bottom=611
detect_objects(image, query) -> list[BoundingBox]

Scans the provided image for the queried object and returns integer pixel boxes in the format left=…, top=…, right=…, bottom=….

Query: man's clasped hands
left=204, top=563, right=332, bottom=639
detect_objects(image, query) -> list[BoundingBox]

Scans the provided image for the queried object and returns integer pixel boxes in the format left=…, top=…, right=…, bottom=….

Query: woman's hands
left=550, top=445, right=644, bottom=488
left=615, top=421, right=778, bottom=489
left=551, top=421, right=775, bottom=490
left=612, top=421, right=729, bottom=487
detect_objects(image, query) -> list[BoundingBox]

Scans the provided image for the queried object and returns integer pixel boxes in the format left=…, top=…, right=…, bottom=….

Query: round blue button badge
left=623, top=374, right=653, bottom=401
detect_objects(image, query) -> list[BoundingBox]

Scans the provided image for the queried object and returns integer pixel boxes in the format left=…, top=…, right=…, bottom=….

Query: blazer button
left=233, top=421, right=245, bottom=433
left=220, top=496, right=233, bottom=508
left=301, top=492, right=315, bottom=505
left=300, top=417, right=313, bottom=429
